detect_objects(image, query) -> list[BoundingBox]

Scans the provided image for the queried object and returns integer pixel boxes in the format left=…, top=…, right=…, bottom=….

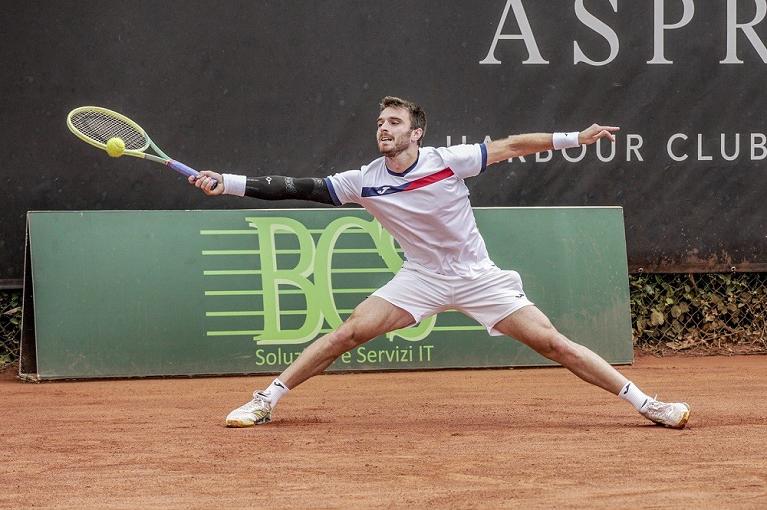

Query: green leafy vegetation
left=631, top=273, right=767, bottom=354
left=1, top=290, right=21, bottom=368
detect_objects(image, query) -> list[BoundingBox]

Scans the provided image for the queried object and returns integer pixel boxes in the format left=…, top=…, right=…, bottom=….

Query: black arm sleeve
left=244, top=176, right=335, bottom=205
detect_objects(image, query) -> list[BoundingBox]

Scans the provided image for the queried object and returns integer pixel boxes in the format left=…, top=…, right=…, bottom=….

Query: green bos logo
left=200, top=216, right=450, bottom=346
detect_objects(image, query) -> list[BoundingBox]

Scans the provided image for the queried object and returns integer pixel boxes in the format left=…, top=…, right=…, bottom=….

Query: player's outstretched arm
left=189, top=171, right=335, bottom=205
left=485, top=124, right=620, bottom=166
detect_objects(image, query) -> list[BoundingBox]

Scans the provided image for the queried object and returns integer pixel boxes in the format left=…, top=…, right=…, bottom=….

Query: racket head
left=66, top=106, right=151, bottom=156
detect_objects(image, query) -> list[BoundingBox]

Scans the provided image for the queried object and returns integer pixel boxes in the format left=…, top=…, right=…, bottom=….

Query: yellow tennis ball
left=106, top=137, right=125, bottom=158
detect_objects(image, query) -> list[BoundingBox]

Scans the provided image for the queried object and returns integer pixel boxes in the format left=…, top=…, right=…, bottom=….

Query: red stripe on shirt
left=403, top=168, right=454, bottom=191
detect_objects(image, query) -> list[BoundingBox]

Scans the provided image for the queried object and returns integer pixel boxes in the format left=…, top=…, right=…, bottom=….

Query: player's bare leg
left=493, top=306, right=690, bottom=428
left=493, top=306, right=626, bottom=393
left=278, top=296, right=415, bottom=389
left=225, top=297, right=414, bottom=427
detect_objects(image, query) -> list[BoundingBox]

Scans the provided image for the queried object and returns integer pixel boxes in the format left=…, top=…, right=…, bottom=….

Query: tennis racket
left=66, top=106, right=216, bottom=188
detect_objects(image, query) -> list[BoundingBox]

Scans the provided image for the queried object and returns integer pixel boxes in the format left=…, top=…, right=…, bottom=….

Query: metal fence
left=1, top=290, right=21, bottom=366
left=631, top=272, right=767, bottom=354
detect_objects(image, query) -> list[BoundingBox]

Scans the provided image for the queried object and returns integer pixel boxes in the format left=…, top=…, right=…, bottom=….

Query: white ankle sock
left=260, top=378, right=289, bottom=407
left=618, top=381, right=651, bottom=411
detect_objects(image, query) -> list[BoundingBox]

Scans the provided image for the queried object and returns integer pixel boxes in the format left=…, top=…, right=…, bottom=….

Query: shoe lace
left=643, top=399, right=676, bottom=421
left=242, top=392, right=270, bottom=413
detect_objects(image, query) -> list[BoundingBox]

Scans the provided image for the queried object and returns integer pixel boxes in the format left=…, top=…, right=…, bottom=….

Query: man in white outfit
left=191, top=96, right=690, bottom=429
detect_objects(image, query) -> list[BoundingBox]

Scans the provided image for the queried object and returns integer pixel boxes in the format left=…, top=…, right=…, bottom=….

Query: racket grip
left=168, top=160, right=218, bottom=190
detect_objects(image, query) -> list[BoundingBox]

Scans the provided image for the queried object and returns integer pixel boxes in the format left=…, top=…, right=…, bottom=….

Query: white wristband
left=222, top=174, right=246, bottom=196
left=553, top=132, right=580, bottom=150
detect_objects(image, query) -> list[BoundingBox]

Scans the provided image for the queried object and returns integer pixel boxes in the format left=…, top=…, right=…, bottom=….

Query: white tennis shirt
left=325, top=143, right=496, bottom=278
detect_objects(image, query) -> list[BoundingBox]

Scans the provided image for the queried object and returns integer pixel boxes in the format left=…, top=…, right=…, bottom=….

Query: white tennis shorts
left=372, top=265, right=535, bottom=336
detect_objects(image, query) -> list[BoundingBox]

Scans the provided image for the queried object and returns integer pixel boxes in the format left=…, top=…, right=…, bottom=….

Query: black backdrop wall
left=2, top=0, right=766, bottom=285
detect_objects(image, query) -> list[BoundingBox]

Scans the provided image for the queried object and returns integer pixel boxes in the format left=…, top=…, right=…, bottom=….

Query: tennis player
left=191, top=96, right=690, bottom=429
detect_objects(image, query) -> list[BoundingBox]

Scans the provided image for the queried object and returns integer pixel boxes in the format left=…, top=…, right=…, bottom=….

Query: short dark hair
left=379, top=96, right=427, bottom=146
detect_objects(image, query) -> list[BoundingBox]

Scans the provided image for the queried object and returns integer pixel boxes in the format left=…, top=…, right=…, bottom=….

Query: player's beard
left=378, top=131, right=412, bottom=158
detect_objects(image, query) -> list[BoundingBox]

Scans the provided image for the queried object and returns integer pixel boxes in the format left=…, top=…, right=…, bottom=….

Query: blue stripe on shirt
left=324, top=177, right=342, bottom=206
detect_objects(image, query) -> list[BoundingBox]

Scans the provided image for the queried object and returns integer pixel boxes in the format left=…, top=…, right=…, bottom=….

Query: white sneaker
left=225, top=391, right=272, bottom=427
left=640, top=399, right=690, bottom=429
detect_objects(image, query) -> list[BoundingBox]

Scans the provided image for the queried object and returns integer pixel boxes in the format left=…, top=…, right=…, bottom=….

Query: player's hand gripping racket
left=66, top=106, right=216, bottom=189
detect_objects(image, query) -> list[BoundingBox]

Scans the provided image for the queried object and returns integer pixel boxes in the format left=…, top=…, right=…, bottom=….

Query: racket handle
left=168, top=160, right=218, bottom=190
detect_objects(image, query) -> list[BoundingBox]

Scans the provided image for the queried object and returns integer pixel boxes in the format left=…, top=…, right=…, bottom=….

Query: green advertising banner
left=20, top=208, right=632, bottom=380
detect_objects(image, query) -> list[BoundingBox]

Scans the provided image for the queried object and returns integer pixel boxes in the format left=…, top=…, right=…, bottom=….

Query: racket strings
left=70, top=111, right=147, bottom=150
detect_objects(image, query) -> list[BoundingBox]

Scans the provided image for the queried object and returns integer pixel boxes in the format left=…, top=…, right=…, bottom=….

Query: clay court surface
left=1, top=355, right=765, bottom=509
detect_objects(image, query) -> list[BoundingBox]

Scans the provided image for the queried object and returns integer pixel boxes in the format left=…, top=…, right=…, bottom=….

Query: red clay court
left=2, top=354, right=765, bottom=508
